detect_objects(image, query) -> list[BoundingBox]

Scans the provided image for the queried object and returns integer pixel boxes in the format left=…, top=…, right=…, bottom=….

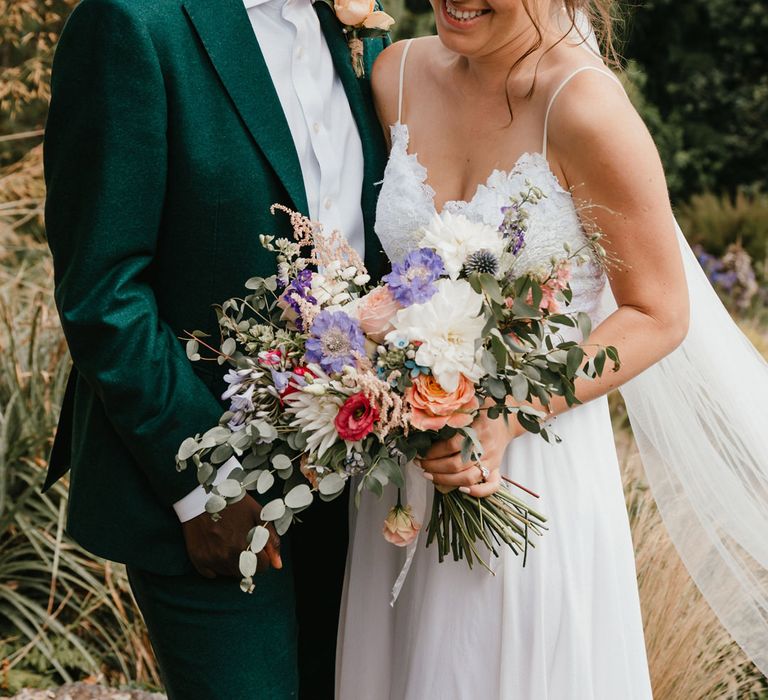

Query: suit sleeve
left=44, top=0, right=223, bottom=506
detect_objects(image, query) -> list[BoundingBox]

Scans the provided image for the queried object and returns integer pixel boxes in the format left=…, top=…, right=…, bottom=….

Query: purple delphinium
left=282, top=268, right=316, bottom=330
left=383, top=248, right=444, bottom=306
left=499, top=203, right=526, bottom=255
left=305, top=310, right=366, bottom=374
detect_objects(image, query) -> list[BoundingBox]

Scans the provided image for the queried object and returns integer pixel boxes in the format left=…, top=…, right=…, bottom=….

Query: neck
left=452, top=4, right=560, bottom=93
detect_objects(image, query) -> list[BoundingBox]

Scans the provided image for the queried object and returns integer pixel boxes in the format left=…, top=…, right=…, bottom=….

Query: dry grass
left=616, top=424, right=768, bottom=699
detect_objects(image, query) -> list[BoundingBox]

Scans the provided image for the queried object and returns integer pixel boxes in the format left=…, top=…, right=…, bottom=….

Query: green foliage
left=624, top=0, right=768, bottom=201
left=677, top=190, right=768, bottom=262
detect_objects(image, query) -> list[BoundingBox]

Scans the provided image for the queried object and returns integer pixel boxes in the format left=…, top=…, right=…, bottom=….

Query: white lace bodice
left=375, top=122, right=607, bottom=318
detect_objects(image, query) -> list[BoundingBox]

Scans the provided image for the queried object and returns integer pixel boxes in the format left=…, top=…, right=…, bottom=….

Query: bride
left=337, top=1, right=768, bottom=698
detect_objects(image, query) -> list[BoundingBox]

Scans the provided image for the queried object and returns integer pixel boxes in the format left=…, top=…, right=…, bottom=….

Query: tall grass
left=0, top=218, right=160, bottom=694
left=617, top=428, right=768, bottom=699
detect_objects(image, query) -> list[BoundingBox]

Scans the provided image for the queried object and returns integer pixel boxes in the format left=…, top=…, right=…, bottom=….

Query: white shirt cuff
left=173, top=456, right=241, bottom=522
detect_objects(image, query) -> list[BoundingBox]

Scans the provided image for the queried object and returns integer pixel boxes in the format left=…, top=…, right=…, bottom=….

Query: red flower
left=335, top=392, right=379, bottom=441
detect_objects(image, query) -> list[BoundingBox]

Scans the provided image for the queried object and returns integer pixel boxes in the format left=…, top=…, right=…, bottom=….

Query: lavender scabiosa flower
left=305, top=310, right=366, bottom=374
left=383, top=248, right=444, bottom=306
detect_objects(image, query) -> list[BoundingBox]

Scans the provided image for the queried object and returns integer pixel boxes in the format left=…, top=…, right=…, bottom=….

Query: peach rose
left=334, top=0, right=375, bottom=26
left=357, top=286, right=402, bottom=343
left=406, top=373, right=480, bottom=431
left=382, top=504, right=421, bottom=547
left=363, top=10, right=396, bottom=30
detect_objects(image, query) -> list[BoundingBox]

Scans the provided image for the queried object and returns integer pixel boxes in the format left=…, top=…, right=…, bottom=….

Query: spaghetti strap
left=542, top=66, right=623, bottom=158
left=397, top=39, right=415, bottom=124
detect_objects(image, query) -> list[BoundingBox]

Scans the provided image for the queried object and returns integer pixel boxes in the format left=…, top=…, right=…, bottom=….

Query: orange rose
left=406, top=373, right=480, bottom=431
left=357, top=286, right=402, bottom=343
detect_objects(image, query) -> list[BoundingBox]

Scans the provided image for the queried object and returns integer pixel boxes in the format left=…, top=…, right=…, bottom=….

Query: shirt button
left=296, top=46, right=305, bottom=60
left=313, top=122, right=321, bottom=134
left=324, top=198, right=333, bottom=210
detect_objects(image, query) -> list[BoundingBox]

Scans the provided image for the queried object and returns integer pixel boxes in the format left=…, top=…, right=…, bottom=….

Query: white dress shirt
left=174, top=0, right=366, bottom=521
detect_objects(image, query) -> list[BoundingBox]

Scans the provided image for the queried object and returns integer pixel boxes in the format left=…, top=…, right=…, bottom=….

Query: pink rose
left=357, top=286, right=402, bottom=343
left=406, top=373, right=480, bottom=432
left=382, top=504, right=421, bottom=547
left=335, top=392, right=379, bottom=441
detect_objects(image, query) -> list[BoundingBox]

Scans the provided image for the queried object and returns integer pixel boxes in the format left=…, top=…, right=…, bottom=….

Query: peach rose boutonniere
left=322, top=0, right=395, bottom=78
left=405, top=373, right=480, bottom=432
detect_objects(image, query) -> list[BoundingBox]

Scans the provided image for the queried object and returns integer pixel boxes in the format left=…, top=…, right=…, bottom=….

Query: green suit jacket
left=44, top=0, right=389, bottom=576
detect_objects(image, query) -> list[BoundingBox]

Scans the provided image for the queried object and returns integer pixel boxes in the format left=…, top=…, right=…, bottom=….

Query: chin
left=430, top=0, right=493, bottom=56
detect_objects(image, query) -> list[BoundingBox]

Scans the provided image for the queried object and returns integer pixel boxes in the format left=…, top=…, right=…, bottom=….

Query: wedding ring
left=478, top=464, right=490, bottom=483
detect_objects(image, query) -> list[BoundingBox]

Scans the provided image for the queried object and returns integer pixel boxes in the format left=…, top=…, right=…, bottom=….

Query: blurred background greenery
left=0, top=0, right=766, bottom=697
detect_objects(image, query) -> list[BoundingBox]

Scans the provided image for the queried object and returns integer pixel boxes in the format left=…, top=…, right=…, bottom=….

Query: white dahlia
left=386, top=278, right=487, bottom=392
left=284, top=365, right=348, bottom=457
left=418, top=211, right=506, bottom=280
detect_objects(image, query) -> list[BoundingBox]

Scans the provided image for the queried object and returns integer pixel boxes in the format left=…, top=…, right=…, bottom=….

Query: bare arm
left=422, top=71, right=689, bottom=493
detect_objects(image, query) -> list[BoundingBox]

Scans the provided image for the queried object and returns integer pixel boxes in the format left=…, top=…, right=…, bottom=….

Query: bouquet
left=177, top=187, right=619, bottom=593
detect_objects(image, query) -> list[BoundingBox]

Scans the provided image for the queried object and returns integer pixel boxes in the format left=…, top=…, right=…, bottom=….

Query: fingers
left=266, top=525, right=283, bottom=570
left=419, top=453, right=473, bottom=475
left=430, top=465, right=485, bottom=488
left=423, top=434, right=463, bottom=460
left=461, top=469, right=502, bottom=498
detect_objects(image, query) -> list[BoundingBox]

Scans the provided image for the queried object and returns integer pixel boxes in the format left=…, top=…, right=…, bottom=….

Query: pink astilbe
left=355, top=369, right=410, bottom=438
left=270, top=204, right=367, bottom=275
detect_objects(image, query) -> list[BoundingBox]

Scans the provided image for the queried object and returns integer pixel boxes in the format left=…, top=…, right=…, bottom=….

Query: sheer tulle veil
left=566, top=7, right=768, bottom=677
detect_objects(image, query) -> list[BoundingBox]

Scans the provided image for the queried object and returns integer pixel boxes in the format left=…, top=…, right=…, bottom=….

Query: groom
left=42, top=0, right=389, bottom=697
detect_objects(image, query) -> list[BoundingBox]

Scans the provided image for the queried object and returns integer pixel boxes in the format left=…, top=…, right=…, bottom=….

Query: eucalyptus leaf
left=211, top=443, right=234, bottom=465
left=319, top=472, right=346, bottom=496
left=260, top=499, right=286, bottom=521
left=239, top=551, right=258, bottom=578
left=185, top=339, right=201, bottom=362
left=271, top=454, right=292, bottom=471
left=566, top=347, right=584, bottom=376
left=577, top=311, right=592, bottom=340
left=196, top=463, right=214, bottom=486
left=204, top=426, right=231, bottom=445
left=285, top=484, right=313, bottom=510
left=178, top=437, right=199, bottom=462
left=249, top=526, right=270, bottom=554
left=242, top=469, right=263, bottom=490
left=221, top=337, right=237, bottom=356
left=217, top=479, right=242, bottom=498
left=205, top=494, right=227, bottom=514
left=257, top=470, right=275, bottom=494
left=275, top=508, right=294, bottom=536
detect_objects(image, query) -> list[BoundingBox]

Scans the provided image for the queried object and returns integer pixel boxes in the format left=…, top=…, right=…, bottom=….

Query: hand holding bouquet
left=177, top=187, right=619, bottom=593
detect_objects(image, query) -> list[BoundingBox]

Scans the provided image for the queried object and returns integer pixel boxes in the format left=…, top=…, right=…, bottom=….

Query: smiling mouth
left=443, top=0, right=492, bottom=22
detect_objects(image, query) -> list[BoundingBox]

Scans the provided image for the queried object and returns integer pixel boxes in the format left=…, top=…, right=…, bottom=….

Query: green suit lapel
left=315, top=2, right=388, bottom=276
left=182, top=0, right=309, bottom=215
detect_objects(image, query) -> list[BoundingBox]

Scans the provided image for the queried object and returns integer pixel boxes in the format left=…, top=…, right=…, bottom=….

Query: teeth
left=446, top=1, right=486, bottom=20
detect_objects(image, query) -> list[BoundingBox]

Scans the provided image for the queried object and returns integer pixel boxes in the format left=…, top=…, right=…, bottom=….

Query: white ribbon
left=390, top=460, right=429, bottom=605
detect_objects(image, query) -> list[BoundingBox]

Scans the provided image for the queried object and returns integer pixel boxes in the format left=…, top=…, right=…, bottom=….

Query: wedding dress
left=337, top=40, right=653, bottom=699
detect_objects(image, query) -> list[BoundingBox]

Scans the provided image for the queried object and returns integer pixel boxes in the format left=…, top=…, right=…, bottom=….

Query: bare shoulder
left=545, top=66, right=657, bottom=178
left=371, top=36, right=442, bottom=127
